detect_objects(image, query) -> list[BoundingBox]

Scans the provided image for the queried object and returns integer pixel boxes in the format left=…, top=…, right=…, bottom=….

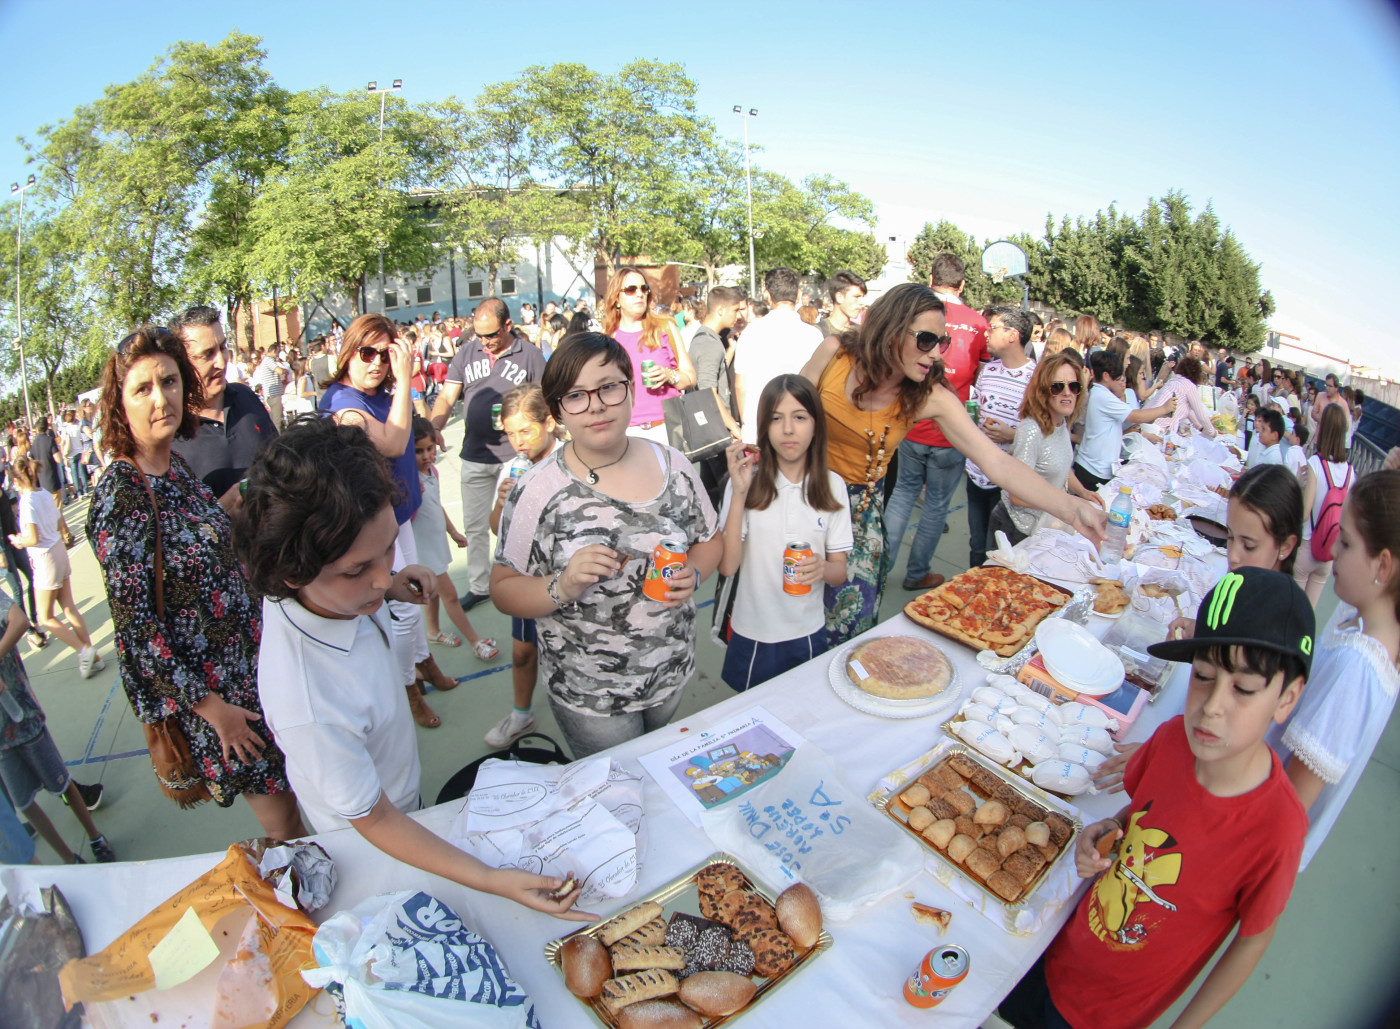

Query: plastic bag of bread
left=1058, top=724, right=1115, bottom=756
left=701, top=744, right=922, bottom=922
left=951, top=720, right=1021, bottom=766
left=1028, top=760, right=1097, bottom=797
left=959, top=701, right=998, bottom=726
left=1055, top=702, right=1120, bottom=733
left=1007, top=726, right=1059, bottom=765
left=303, top=891, right=539, bottom=1028
left=1058, top=744, right=1108, bottom=771
left=970, top=685, right=1017, bottom=715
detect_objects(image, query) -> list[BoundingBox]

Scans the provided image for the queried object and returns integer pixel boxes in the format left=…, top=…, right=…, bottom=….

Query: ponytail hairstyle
left=1230, top=464, right=1303, bottom=575
left=745, top=374, right=841, bottom=514
left=1345, top=470, right=1400, bottom=625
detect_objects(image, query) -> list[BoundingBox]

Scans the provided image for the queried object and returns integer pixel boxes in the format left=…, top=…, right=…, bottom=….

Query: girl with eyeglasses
left=601, top=267, right=697, bottom=445
left=984, top=352, right=1104, bottom=549
left=799, top=284, right=1108, bottom=644
left=320, top=314, right=458, bottom=729
left=492, top=333, right=721, bottom=759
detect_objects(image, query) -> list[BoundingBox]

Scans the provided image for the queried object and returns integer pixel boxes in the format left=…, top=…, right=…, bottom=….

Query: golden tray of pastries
left=874, top=742, right=1082, bottom=911
left=545, top=853, right=833, bottom=1028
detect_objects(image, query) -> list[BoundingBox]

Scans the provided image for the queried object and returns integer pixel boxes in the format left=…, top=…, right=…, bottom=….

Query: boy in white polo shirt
left=235, top=417, right=590, bottom=921
left=1073, top=351, right=1175, bottom=492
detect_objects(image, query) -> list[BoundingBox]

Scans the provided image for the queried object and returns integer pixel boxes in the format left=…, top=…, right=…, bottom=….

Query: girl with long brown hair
left=717, top=375, right=851, bottom=690
left=799, top=283, right=1106, bottom=642
left=601, top=267, right=696, bottom=444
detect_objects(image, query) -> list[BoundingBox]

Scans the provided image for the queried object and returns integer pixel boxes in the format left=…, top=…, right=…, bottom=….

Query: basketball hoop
left=991, top=265, right=1007, bottom=285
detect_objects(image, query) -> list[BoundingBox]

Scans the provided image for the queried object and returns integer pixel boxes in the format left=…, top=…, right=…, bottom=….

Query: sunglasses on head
left=356, top=345, right=389, bottom=364
left=620, top=283, right=651, bottom=297
left=116, top=326, right=176, bottom=357
left=1047, top=380, right=1083, bottom=395
left=907, top=329, right=951, bottom=353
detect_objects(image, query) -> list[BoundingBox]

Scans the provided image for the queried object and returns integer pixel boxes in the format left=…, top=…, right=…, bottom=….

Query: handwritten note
left=148, top=905, right=220, bottom=990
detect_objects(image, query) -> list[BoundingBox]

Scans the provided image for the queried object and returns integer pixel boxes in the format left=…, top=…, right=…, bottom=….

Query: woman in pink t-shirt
left=602, top=267, right=696, bottom=445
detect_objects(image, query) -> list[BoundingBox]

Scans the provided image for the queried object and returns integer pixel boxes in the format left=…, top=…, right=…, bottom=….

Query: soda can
left=641, top=359, right=657, bottom=386
left=783, top=540, right=814, bottom=596
left=903, top=944, right=969, bottom=1009
left=491, top=403, right=504, bottom=431
left=965, top=397, right=980, bottom=424
left=643, top=538, right=688, bottom=602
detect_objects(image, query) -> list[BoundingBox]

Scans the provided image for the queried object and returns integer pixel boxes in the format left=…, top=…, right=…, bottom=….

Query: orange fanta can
left=904, top=945, right=969, bottom=1008
left=643, top=538, right=688, bottom=602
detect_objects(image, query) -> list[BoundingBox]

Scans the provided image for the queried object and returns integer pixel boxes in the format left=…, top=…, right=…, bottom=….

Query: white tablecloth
left=2, top=608, right=1187, bottom=1028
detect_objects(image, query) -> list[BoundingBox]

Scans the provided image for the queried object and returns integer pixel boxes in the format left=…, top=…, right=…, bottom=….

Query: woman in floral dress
left=87, top=326, right=305, bottom=839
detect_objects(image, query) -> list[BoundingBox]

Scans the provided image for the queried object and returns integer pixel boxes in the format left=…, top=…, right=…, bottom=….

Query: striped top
left=966, top=358, right=1037, bottom=489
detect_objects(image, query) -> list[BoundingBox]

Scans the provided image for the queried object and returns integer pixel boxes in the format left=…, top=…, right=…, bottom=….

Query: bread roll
left=997, top=826, right=1027, bottom=859
left=947, top=833, right=978, bottom=863
left=942, top=789, right=976, bottom=815
left=561, top=934, right=611, bottom=998
left=907, top=806, right=935, bottom=831
left=927, top=797, right=960, bottom=821
left=953, top=814, right=983, bottom=839
left=965, top=846, right=1001, bottom=880
left=678, top=971, right=758, bottom=1017
left=900, top=782, right=931, bottom=807
left=618, top=998, right=703, bottom=1029
left=974, top=800, right=1009, bottom=826
left=986, top=870, right=1023, bottom=902
left=1024, top=821, right=1051, bottom=847
left=775, top=882, right=822, bottom=949
left=922, top=818, right=957, bottom=849
left=610, top=945, right=686, bottom=971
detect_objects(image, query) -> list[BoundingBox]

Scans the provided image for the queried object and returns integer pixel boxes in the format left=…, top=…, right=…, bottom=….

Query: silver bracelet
left=546, top=571, right=573, bottom=608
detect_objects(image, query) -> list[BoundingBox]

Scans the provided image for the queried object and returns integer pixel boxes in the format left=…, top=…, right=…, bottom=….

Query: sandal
left=427, top=631, right=461, bottom=647
left=405, top=681, right=441, bottom=728
left=472, top=638, right=499, bottom=661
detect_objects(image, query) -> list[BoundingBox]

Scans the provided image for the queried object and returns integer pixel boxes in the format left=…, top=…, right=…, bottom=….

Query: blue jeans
left=882, top=439, right=964, bottom=583
left=67, top=456, right=88, bottom=495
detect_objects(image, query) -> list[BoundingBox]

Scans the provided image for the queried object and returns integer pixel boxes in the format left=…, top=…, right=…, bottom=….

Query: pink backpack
left=1310, top=460, right=1352, bottom=563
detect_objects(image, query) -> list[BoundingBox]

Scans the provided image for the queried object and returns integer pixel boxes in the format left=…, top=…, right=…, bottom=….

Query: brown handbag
left=124, top=461, right=213, bottom=808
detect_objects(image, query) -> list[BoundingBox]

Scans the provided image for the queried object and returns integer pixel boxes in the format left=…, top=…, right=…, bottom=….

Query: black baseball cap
left=1148, top=567, right=1316, bottom=677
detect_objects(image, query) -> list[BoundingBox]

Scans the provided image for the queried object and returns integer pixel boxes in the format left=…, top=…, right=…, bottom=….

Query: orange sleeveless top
left=818, top=350, right=917, bottom=486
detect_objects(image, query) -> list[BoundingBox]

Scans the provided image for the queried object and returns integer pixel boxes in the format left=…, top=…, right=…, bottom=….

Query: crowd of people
left=1, top=253, right=1398, bottom=1027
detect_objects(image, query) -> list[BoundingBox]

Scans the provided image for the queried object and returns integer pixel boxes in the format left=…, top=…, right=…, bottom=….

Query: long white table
left=3, top=606, right=1187, bottom=1029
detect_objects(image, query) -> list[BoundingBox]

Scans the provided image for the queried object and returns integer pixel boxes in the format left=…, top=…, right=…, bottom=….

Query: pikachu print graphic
left=1087, top=803, right=1182, bottom=949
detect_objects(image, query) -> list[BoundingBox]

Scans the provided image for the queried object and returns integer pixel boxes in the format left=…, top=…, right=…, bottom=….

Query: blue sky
left=2, top=0, right=1397, bottom=374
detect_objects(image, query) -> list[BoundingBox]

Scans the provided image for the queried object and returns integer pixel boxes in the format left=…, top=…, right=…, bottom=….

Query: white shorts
left=30, top=542, right=70, bottom=592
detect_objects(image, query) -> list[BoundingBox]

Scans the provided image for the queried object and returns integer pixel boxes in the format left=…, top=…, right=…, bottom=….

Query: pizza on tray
left=904, top=566, right=1068, bottom=656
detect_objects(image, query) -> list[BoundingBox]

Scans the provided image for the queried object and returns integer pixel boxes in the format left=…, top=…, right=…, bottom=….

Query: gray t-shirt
left=688, top=324, right=735, bottom=417
left=1003, top=419, right=1073, bottom=535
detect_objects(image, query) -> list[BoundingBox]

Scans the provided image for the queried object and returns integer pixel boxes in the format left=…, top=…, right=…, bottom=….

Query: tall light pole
left=10, top=174, right=36, bottom=427
left=732, top=106, right=758, bottom=298
left=367, top=79, right=402, bottom=315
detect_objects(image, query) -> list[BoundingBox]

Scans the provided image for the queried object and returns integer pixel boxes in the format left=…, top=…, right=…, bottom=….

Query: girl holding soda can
left=718, top=375, right=852, bottom=691
left=491, top=333, right=721, bottom=759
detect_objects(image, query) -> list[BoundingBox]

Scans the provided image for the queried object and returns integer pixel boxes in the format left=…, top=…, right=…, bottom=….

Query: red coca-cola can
left=903, top=944, right=969, bottom=1008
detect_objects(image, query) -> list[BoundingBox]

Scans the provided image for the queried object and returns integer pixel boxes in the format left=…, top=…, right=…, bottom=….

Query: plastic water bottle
left=1100, top=486, right=1134, bottom=566
left=507, top=453, right=531, bottom=481
left=0, top=688, right=22, bottom=723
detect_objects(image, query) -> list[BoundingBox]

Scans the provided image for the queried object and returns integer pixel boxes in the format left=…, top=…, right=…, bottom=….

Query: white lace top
left=1270, top=603, right=1400, bottom=871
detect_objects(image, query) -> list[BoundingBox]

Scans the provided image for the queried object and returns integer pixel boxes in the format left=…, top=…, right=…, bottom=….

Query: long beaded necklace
left=853, top=408, right=891, bottom=518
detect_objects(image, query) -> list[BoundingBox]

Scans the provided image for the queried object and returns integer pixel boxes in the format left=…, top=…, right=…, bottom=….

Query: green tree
left=523, top=60, right=702, bottom=279
left=752, top=173, right=885, bottom=282
left=661, top=124, right=750, bottom=286
left=26, top=33, right=280, bottom=328
left=248, top=86, right=439, bottom=318
left=907, top=220, right=1020, bottom=308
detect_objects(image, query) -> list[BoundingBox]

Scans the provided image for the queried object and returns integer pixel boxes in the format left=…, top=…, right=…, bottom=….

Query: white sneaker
left=484, top=710, right=535, bottom=750
left=91, top=651, right=104, bottom=673
left=78, top=648, right=98, bottom=679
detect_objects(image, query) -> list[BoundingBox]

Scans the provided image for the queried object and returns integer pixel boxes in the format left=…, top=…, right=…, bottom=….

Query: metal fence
left=1351, top=434, right=1389, bottom=477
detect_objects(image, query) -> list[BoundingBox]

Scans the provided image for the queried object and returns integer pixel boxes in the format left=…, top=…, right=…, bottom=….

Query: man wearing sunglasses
left=885, top=253, right=991, bottom=592
left=430, top=297, right=545, bottom=611
left=169, top=305, right=279, bottom=511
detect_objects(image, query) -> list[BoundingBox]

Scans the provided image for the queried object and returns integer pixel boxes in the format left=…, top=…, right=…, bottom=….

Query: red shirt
left=905, top=298, right=988, bottom=447
left=1045, top=716, right=1305, bottom=1029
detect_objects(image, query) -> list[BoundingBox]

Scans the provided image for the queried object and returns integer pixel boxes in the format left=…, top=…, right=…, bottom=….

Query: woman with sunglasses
left=799, top=284, right=1108, bottom=643
left=987, top=352, right=1105, bottom=548
left=320, top=313, right=457, bottom=729
left=86, top=326, right=305, bottom=839
left=601, top=267, right=697, bottom=445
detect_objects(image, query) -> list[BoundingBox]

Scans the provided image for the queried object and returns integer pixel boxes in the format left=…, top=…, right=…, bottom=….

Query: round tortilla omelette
left=846, top=636, right=953, bottom=700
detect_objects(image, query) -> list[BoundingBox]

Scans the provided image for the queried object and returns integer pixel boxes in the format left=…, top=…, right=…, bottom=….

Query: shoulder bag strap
left=120, top=459, right=164, bottom=619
